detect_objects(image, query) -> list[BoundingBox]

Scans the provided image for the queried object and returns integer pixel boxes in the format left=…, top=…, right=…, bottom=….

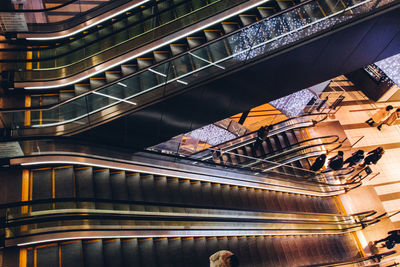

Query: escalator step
left=54, top=166, right=74, bottom=198
left=61, top=241, right=83, bottom=267
left=190, top=180, right=203, bottom=205
left=138, top=238, right=157, bottom=267
left=121, top=238, right=142, bottom=266
left=193, top=237, right=209, bottom=267
left=206, top=236, right=220, bottom=262
left=211, top=183, right=223, bottom=207
left=181, top=237, right=195, bottom=266
left=103, top=239, right=122, bottom=267
left=257, top=6, right=275, bottom=18
left=227, top=236, right=239, bottom=258
left=178, top=179, right=192, bottom=205
left=221, top=22, right=240, bottom=34
left=247, top=236, right=263, bottom=266
left=153, top=51, right=170, bottom=62
left=201, top=181, right=214, bottom=205
left=153, top=237, right=170, bottom=266
left=93, top=169, right=113, bottom=209
left=238, top=186, right=250, bottom=209
left=237, top=236, right=253, bottom=266
left=170, top=44, right=187, bottom=56
left=154, top=176, right=169, bottom=203
left=166, top=177, right=181, bottom=203
left=167, top=237, right=183, bottom=266
left=83, top=240, right=104, bottom=267
left=221, top=184, right=233, bottom=208
left=217, top=236, right=229, bottom=251
left=31, top=168, right=52, bottom=200
left=35, top=244, right=58, bottom=267
left=126, top=172, right=144, bottom=202
left=110, top=171, right=129, bottom=200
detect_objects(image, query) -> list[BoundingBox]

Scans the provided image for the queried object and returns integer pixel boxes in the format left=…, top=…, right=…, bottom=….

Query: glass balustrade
left=10, top=0, right=240, bottom=82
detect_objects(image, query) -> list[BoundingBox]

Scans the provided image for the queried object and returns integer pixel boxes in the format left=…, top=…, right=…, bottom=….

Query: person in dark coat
left=374, top=230, right=400, bottom=249
left=310, top=154, right=327, bottom=172
left=361, top=147, right=384, bottom=167
left=326, top=151, right=344, bottom=171
left=343, top=150, right=364, bottom=167
left=253, top=125, right=272, bottom=152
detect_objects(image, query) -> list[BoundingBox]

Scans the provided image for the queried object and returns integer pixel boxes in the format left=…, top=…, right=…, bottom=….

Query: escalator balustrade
left=14, top=234, right=361, bottom=267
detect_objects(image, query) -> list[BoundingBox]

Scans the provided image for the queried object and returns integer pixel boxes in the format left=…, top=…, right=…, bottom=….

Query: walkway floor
left=316, top=75, right=400, bottom=264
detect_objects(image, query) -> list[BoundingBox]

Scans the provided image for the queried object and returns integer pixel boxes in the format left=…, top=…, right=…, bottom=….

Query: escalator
left=17, top=164, right=341, bottom=214
left=203, top=129, right=338, bottom=169
left=186, top=113, right=337, bottom=172
left=3, top=0, right=286, bottom=87
left=0, top=0, right=397, bottom=149
left=9, top=234, right=361, bottom=266
left=0, top=0, right=140, bottom=38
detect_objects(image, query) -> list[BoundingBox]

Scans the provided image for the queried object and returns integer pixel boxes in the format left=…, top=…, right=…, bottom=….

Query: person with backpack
left=323, top=151, right=344, bottom=172
left=361, top=147, right=384, bottom=167
left=310, top=154, right=327, bottom=172
left=253, top=125, right=273, bottom=152
left=343, top=150, right=364, bottom=167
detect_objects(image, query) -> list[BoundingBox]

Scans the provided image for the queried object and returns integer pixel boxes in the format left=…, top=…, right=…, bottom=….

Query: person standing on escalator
left=253, top=125, right=273, bottom=153
left=323, top=151, right=344, bottom=172
left=310, top=154, right=327, bottom=172
left=343, top=150, right=364, bottom=167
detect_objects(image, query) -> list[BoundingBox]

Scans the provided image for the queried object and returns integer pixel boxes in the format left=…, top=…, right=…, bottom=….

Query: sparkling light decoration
left=375, top=53, right=400, bottom=86
left=188, top=124, right=236, bottom=145
left=270, top=89, right=315, bottom=117
left=229, top=0, right=373, bottom=62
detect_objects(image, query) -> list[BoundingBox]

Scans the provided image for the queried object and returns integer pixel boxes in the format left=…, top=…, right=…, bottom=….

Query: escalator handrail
left=0, top=197, right=366, bottom=219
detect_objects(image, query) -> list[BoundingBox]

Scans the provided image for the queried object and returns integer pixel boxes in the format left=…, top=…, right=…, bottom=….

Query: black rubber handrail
left=0, top=197, right=364, bottom=218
